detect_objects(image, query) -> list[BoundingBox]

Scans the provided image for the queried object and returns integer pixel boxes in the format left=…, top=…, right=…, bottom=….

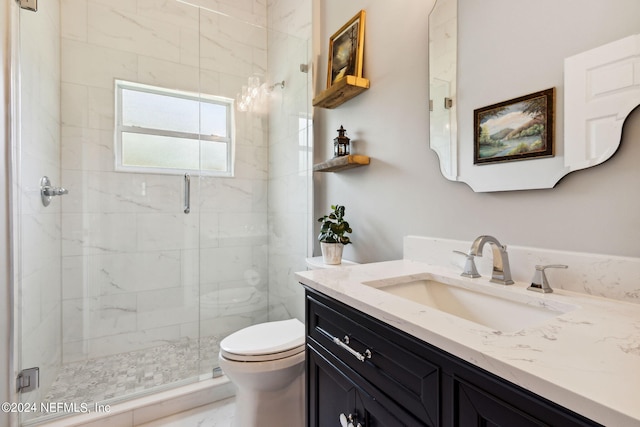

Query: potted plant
left=317, top=204, right=352, bottom=265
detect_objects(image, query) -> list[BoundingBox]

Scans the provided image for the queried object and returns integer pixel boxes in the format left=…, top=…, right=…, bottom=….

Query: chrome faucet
left=469, top=235, right=514, bottom=285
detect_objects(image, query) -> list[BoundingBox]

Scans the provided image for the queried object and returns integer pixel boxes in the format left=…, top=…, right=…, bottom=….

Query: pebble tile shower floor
left=43, top=337, right=219, bottom=408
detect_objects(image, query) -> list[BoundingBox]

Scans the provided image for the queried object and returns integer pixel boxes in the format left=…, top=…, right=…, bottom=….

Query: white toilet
left=218, top=318, right=306, bottom=427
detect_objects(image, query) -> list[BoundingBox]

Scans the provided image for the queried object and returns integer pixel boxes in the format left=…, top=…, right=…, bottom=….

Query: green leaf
left=317, top=204, right=353, bottom=243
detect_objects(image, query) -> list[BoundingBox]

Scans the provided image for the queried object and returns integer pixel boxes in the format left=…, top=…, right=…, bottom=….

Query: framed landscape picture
left=327, top=10, right=366, bottom=88
left=474, top=88, right=555, bottom=165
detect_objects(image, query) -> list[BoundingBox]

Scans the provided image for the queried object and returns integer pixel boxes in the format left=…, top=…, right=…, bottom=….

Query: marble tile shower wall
left=19, top=0, right=62, bottom=405
left=59, top=0, right=270, bottom=362
left=266, top=0, right=312, bottom=322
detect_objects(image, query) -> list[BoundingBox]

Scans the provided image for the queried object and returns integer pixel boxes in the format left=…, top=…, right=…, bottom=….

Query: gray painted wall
left=313, top=0, right=640, bottom=263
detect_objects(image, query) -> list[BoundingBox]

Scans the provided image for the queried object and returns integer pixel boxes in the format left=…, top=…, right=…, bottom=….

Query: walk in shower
left=11, top=0, right=311, bottom=424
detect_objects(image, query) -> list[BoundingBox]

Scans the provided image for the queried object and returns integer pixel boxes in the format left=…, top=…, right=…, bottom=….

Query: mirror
left=429, top=0, right=640, bottom=192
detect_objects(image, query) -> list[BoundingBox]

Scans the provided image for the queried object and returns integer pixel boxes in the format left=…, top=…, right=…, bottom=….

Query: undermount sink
left=363, top=274, right=577, bottom=333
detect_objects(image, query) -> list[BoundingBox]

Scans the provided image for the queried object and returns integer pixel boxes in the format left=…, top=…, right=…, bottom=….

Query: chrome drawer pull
left=340, top=412, right=365, bottom=427
left=333, top=335, right=372, bottom=362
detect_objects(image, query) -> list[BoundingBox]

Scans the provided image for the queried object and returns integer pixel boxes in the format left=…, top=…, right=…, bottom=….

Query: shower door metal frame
left=2, top=0, right=22, bottom=426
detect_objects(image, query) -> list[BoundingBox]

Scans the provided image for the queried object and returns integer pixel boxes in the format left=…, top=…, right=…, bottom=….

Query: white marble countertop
left=295, top=259, right=640, bottom=427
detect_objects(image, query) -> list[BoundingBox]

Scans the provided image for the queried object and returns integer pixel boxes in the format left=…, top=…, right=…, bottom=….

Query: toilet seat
left=220, top=319, right=305, bottom=362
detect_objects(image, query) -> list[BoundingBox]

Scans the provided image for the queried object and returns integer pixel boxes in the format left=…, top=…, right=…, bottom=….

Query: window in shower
left=115, top=80, right=235, bottom=176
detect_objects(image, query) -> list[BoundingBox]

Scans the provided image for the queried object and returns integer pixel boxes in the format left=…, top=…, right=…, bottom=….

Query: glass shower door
left=195, top=6, right=271, bottom=376
left=16, top=1, right=206, bottom=423
left=16, top=0, right=64, bottom=423
left=14, top=0, right=312, bottom=423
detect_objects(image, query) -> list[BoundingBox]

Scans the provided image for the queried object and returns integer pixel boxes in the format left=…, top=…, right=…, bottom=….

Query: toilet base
left=232, top=367, right=304, bottom=427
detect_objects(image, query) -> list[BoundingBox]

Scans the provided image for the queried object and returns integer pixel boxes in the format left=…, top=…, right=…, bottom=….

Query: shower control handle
left=40, top=176, right=68, bottom=207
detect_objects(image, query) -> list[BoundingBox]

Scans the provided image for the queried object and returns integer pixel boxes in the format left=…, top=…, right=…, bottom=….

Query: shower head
left=269, top=80, right=285, bottom=91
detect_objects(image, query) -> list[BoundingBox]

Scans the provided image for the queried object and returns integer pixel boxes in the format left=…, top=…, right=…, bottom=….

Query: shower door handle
left=183, top=173, right=190, bottom=214
left=40, top=176, right=68, bottom=207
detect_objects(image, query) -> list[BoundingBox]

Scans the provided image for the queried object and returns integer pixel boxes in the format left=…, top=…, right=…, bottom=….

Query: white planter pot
left=321, top=242, right=344, bottom=265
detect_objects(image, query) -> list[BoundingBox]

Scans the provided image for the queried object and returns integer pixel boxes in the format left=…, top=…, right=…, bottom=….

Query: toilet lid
left=220, top=319, right=305, bottom=361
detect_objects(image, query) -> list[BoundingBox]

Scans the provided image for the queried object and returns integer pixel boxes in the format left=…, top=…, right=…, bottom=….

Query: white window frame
left=114, top=79, right=235, bottom=176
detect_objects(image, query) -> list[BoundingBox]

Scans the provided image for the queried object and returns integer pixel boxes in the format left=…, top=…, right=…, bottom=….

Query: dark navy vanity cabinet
left=304, top=287, right=600, bottom=427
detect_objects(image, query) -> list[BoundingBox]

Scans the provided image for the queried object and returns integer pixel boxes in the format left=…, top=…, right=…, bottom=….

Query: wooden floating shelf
left=313, top=155, right=370, bottom=172
left=312, top=76, right=370, bottom=109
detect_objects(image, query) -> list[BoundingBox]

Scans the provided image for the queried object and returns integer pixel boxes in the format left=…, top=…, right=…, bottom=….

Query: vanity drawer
left=305, top=288, right=440, bottom=425
left=308, top=345, right=425, bottom=427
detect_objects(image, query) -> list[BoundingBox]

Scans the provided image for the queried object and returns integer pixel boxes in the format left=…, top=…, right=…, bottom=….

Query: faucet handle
left=453, top=250, right=481, bottom=278
left=527, top=264, right=568, bottom=293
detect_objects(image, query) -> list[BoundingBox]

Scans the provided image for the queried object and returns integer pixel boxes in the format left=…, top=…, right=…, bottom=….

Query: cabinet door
left=453, top=377, right=600, bottom=427
left=455, top=379, right=547, bottom=426
left=307, top=346, right=356, bottom=427
left=308, top=346, right=421, bottom=427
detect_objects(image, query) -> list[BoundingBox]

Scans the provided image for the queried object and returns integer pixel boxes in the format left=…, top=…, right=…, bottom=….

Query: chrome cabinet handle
left=183, top=173, right=190, bottom=214
left=40, top=176, right=68, bottom=207
left=340, top=412, right=365, bottom=427
left=333, top=335, right=372, bottom=363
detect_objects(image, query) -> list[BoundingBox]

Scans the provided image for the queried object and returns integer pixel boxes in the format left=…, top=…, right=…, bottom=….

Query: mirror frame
left=429, top=0, right=640, bottom=192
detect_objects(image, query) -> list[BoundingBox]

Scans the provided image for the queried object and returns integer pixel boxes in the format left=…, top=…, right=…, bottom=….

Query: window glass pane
left=116, top=81, right=233, bottom=175
left=122, top=133, right=200, bottom=170
left=200, top=102, right=228, bottom=138
left=121, top=133, right=229, bottom=173
left=201, top=140, right=228, bottom=172
left=122, top=88, right=201, bottom=134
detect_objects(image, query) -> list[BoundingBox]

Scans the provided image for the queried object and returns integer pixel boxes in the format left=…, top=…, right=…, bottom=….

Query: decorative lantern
left=333, top=125, right=350, bottom=157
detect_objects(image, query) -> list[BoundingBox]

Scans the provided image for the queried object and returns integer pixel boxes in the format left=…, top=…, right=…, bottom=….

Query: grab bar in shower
left=184, top=173, right=190, bottom=214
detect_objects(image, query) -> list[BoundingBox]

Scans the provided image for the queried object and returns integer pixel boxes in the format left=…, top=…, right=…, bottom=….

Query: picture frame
left=474, top=88, right=555, bottom=165
left=327, top=10, right=366, bottom=88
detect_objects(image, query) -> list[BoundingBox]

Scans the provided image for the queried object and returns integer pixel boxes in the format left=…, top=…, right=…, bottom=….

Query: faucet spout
left=469, top=235, right=514, bottom=285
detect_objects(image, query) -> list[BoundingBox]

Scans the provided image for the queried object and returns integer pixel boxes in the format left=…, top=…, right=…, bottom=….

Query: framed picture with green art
left=474, top=88, right=555, bottom=165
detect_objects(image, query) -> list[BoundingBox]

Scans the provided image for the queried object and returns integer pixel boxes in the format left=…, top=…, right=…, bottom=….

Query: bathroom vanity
left=305, top=287, right=597, bottom=426
left=296, top=237, right=640, bottom=427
